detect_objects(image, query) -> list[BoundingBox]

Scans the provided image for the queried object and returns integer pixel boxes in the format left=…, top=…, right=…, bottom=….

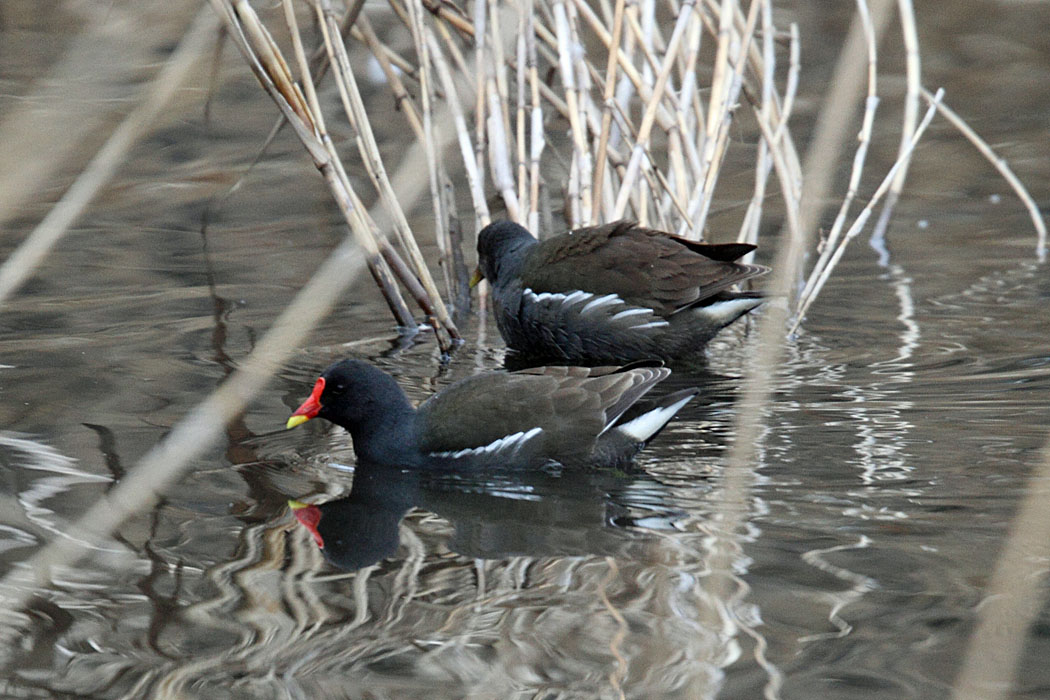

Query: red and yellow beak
left=286, top=377, right=325, bottom=429
left=288, top=499, right=324, bottom=548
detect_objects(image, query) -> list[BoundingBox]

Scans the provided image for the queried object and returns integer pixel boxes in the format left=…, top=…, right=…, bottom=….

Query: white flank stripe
left=580, top=293, right=623, bottom=315
left=524, top=289, right=595, bottom=308
left=526, top=290, right=567, bottom=303
left=563, top=290, right=592, bottom=305
left=615, top=394, right=695, bottom=442
left=630, top=319, right=670, bottom=330
left=431, top=427, right=543, bottom=459
left=609, top=307, right=653, bottom=320
left=524, top=288, right=675, bottom=326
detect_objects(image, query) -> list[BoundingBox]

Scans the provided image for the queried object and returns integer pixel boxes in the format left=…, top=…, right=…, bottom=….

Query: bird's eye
left=334, top=384, right=346, bottom=392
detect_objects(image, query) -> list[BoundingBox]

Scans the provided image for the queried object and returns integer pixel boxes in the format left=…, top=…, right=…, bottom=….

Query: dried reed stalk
left=0, top=3, right=204, bottom=231
left=403, top=0, right=456, bottom=304
left=0, top=7, right=218, bottom=307
left=794, top=0, right=883, bottom=317
left=313, top=0, right=459, bottom=347
left=870, top=0, right=921, bottom=249
left=917, top=87, right=1047, bottom=260
left=590, top=0, right=626, bottom=225
left=215, top=0, right=419, bottom=331
left=951, top=440, right=1050, bottom=700
left=223, top=0, right=473, bottom=348
left=792, top=89, right=944, bottom=331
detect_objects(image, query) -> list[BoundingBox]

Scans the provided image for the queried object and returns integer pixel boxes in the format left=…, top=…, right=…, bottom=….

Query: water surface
left=1, top=1, right=1048, bottom=698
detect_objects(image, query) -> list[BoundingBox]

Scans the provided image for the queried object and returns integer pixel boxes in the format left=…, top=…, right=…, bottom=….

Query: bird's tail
left=613, top=388, right=699, bottom=444
left=692, top=291, right=764, bottom=329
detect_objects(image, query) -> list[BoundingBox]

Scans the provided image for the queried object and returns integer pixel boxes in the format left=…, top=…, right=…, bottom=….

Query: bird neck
left=346, top=393, right=419, bottom=466
left=491, top=236, right=536, bottom=286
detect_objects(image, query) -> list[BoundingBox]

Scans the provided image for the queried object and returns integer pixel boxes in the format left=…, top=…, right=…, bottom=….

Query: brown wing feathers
left=523, top=222, right=766, bottom=315
left=419, top=366, right=668, bottom=459
left=589, top=367, right=669, bottom=426
left=530, top=365, right=668, bottom=432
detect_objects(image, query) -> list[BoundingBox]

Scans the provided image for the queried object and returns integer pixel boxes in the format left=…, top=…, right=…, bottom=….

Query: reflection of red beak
left=289, top=500, right=324, bottom=548
left=286, top=377, right=325, bottom=429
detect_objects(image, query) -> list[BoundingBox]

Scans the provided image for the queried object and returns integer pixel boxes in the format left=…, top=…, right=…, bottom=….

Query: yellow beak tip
left=286, top=414, right=310, bottom=429
left=288, top=499, right=309, bottom=511
left=469, top=268, right=484, bottom=289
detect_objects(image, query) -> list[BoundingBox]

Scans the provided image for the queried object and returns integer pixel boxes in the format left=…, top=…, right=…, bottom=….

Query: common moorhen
left=474, top=220, right=769, bottom=364
left=286, top=359, right=697, bottom=469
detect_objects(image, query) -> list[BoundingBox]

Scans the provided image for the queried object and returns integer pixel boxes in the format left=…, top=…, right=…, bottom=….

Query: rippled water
left=2, top=1, right=1049, bottom=698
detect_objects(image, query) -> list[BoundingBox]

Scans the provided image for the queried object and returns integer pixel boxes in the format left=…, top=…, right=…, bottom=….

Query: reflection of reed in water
left=0, top=433, right=112, bottom=552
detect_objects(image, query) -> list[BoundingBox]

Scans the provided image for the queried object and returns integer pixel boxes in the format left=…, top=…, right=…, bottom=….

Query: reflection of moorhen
left=422, top=470, right=650, bottom=561
left=286, top=359, right=697, bottom=469
left=289, top=465, right=687, bottom=571
left=473, top=221, right=768, bottom=365
left=289, top=465, right=419, bottom=570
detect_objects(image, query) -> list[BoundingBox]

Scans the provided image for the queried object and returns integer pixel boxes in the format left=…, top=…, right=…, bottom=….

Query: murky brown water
left=1, top=1, right=1049, bottom=698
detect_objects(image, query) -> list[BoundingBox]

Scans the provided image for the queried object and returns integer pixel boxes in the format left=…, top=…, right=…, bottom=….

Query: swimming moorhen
left=286, top=359, right=697, bottom=469
left=474, top=220, right=768, bottom=364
